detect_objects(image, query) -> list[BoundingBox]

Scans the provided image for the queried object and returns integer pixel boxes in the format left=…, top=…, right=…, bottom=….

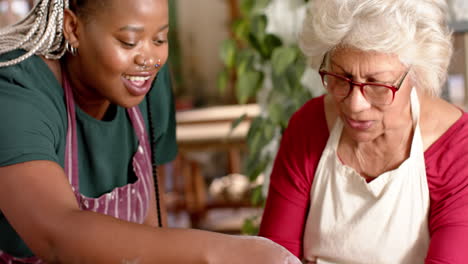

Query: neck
left=352, top=119, right=414, bottom=150
left=63, top=59, right=112, bottom=121
left=72, top=88, right=112, bottom=120
left=340, top=117, right=414, bottom=178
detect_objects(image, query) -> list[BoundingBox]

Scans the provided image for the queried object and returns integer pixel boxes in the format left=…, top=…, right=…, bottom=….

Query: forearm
left=157, top=166, right=169, bottom=227
left=143, top=166, right=167, bottom=228
left=1, top=163, right=300, bottom=264
left=144, top=165, right=169, bottom=227
left=45, top=209, right=231, bottom=264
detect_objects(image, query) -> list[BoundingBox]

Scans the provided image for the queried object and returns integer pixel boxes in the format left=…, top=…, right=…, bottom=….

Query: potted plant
left=218, top=0, right=323, bottom=234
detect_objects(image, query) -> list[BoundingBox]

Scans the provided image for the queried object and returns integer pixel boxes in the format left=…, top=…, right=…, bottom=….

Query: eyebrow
left=119, top=25, right=144, bottom=32
left=158, top=24, right=169, bottom=31
left=119, top=24, right=170, bottom=33
left=330, top=60, right=399, bottom=78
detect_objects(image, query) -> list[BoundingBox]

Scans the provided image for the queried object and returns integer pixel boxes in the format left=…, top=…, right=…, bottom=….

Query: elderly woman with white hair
left=259, top=0, right=468, bottom=263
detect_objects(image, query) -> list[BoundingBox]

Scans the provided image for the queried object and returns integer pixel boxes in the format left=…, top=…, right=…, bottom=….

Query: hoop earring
left=65, top=42, right=77, bottom=56
left=154, top=59, right=161, bottom=69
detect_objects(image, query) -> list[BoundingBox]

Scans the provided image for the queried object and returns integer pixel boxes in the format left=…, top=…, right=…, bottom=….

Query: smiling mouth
left=122, top=74, right=153, bottom=96
left=122, top=75, right=151, bottom=86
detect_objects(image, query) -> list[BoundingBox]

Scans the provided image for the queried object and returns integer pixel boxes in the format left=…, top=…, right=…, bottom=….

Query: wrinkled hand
left=214, top=235, right=302, bottom=264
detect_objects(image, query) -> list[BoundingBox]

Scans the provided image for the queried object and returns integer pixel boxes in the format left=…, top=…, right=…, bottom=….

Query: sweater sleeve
left=259, top=96, right=329, bottom=258
left=425, top=114, right=468, bottom=264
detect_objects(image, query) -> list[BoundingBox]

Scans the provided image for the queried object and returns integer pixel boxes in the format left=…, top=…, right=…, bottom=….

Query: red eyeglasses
left=318, top=54, right=410, bottom=106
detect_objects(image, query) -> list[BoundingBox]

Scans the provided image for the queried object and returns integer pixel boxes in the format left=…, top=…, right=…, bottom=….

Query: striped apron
left=0, top=71, right=154, bottom=263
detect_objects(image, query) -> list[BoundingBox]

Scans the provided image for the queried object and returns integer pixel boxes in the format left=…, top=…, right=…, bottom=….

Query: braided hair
left=0, top=0, right=69, bottom=67
left=0, top=0, right=104, bottom=68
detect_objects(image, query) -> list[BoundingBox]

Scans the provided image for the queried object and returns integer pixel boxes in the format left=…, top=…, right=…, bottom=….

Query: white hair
left=299, top=0, right=453, bottom=96
left=0, top=0, right=69, bottom=68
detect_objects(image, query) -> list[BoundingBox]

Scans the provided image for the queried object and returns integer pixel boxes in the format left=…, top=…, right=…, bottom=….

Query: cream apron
left=303, top=89, right=430, bottom=264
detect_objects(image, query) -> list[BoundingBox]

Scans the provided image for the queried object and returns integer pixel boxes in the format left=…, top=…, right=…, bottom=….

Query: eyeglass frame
left=318, top=53, right=410, bottom=105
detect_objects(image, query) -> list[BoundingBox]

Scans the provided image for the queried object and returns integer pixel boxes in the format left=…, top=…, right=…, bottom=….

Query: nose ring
left=154, top=59, right=161, bottom=69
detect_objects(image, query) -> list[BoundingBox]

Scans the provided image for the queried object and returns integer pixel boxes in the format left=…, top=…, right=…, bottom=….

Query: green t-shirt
left=0, top=50, right=178, bottom=257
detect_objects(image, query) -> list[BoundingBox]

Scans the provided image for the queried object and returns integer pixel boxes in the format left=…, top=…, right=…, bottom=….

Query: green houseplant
left=218, top=0, right=322, bottom=234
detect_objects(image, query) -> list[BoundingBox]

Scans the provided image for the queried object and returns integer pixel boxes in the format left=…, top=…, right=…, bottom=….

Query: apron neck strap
left=62, top=69, right=80, bottom=191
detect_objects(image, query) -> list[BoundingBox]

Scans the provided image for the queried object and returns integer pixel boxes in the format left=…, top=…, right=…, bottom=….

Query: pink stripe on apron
left=0, top=70, right=155, bottom=263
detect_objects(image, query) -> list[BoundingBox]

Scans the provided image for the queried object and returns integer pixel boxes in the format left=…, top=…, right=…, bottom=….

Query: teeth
left=123, top=75, right=150, bottom=82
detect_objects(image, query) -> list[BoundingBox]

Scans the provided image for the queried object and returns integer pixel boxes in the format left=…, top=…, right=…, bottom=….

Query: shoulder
left=425, top=116, right=468, bottom=261
left=0, top=50, right=64, bottom=114
left=0, top=50, right=48, bottom=76
left=0, top=51, right=66, bottom=166
left=422, top=95, right=468, bottom=163
left=268, top=95, right=328, bottom=203
left=0, top=50, right=62, bottom=96
left=288, top=94, right=328, bottom=131
left=153, top=64, right=171, bottom=86
left=143, top=64, right=174, bottom=132
left=420, top=95, right=463, bottom=150
left=278, top=94, right=329, bottom=166
left=424, top=95, right=468, bottom=177
left=294, top=94, right=326, bottom=117
left=425, top=110, right=468, bottom=174
left=143, top=64, right=177, bottom=164
left=145, top=64, right=173, bottom=116
left=283, top=94, right=329, bottom=153
left=149, top=64, right=171, bottom=99
left=425, top=108, right=468, bottom=229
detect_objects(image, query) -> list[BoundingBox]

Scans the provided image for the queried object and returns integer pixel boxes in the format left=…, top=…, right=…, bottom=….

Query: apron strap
left=62, top=70, right=80, bottom=192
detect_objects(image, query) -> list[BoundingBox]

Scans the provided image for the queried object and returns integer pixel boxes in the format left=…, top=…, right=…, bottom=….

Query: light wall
left=175, top=0, right=231, bottom=106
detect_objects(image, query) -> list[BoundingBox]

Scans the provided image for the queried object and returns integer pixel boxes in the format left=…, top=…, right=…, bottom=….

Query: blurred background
left=2, top=0, right=468, bottom=235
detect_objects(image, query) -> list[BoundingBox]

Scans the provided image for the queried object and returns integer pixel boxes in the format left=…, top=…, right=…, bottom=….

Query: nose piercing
left=142, top=59, right=148, bottom=67
left=154, top=59, right=161, bottom=69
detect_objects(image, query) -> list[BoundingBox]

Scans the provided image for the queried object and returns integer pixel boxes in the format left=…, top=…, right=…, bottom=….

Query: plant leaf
left=251, top=185, right=265, bottom=206
left=246, top=157, right=270, bottom=182
left=271, top=46, right=298, bottom=75
left=254, top=0, right=272, bottom=10
left=268, top=103, right=286, bottom=125
left=241, top=217, right=259, bottom=235
left=217, top=69, right=229, bottom=94
left=240, top=0, right=255, bottom=16
left=232, top=18, right=250, bottom=42
left=250, top=15, right=267, bottom=40
left=236, top=70, right=264, bottom=104
left=219, top=39, right=237, bottom=69
left=236, top=49, right=256, bottom=76
left=231, top=113, right=247, bottom=130
left=262, top=34, right=283, bottom=59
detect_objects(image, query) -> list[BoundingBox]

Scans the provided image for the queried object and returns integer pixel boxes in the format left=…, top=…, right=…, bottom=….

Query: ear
left=63, top=9, right=80, bottom=49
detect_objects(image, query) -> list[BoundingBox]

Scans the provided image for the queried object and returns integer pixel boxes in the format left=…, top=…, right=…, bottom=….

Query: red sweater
left=259, top=95, right=468, bottom=263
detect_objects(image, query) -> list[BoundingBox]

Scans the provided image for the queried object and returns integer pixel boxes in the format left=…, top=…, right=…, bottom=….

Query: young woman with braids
left=0, top=0, right=302, bottom=263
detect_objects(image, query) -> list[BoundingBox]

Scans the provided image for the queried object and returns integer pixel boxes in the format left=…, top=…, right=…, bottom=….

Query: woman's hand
left=210, top=235, right=302, bottom=264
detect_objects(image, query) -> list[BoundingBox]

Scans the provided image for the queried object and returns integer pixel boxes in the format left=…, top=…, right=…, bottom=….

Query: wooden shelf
left=172, top=104, right=260, bottom=229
